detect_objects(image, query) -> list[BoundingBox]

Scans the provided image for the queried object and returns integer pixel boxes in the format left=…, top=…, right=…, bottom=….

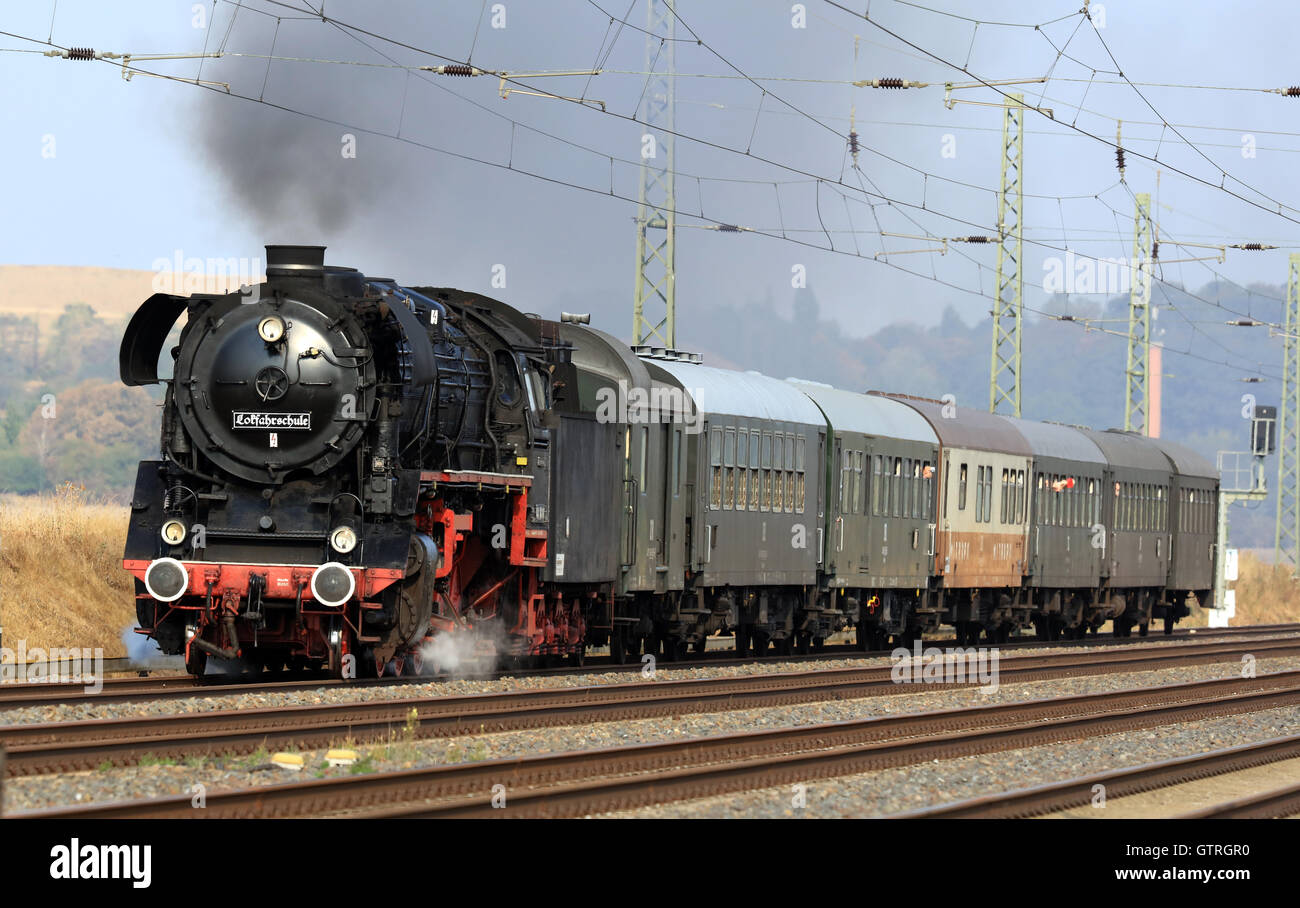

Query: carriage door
left=832, top=437, right=844, bottom=570
left=863, top=445, right=874, bottom=575
left=645, top=424, right=664, bottom=574
left=816, top=431, right=827, bottom=566
left=621, top=425, right=636, bottom=569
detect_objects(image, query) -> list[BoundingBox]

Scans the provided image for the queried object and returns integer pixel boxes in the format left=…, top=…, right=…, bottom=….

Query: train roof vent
left=867, top=390, right=947, bottom=405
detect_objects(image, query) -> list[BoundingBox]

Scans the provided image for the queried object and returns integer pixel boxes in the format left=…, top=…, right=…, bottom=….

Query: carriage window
left=872, top=455, right=882, bottom=515
left=723, top=430, right=734, bottom=467
left=1018, top=470, right=1026, bottom=523
left=924, top=461, right=934, bottom=517
left=736, top=431, right=747, bottom=469
left=899, top=458, right=908, bottom=518
left=639, top=427, right=648, bottom=494
left=959, top=463, right=969, bottom=511
left=912, top=460, right=921, bottom=519
left=984, top=466, right=994, bottom=523
left=894, top=458, right=905, bottom=518
left=672, top=429, right=681, bottom=497
left=735, top=446, right=746, bottom=510
left=999, top=469, right=1009, bottom=523
left=772, top=440, right=784, bottom=512
left=790, top=439, right=800, bottom=515
left=855, top=452, right=865, bottom=515
left=975, top=466, right=985, bottom=523
left=710, top=429, right=722, bottom=466
left=842, top=451, right=852, bottom=515
left=786, top=435, right=796, bottom=471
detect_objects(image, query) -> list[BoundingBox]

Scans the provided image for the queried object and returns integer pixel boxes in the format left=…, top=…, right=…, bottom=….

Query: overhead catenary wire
left=9, top=8, right=1289, bottom=384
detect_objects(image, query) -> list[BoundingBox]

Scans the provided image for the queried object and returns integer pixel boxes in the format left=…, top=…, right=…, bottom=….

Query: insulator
left=874, top=77, right=905, bottom=89
left=1239, top=242, right=1265, bottom=250
left=717, top=224, right=741, bottom=232
left=67, top=47, right=95, bottom=60
left=1284, top=86, right=1300, bottom=97
left=960, top=236, right=991, bottom=243
left=441, top=64, right=474, bottom=77
left=1115, top=147, right=1126, bottom=173
left=1150, top=241, right=1159, bottom=260
left=847, top=130, right=860, bottom=155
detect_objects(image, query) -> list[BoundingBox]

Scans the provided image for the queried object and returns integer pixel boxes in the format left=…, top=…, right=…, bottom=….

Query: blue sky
left=4, top=0, right=1300, bottom=339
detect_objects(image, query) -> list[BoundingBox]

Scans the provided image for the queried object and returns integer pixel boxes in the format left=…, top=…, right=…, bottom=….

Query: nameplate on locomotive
left=232, top=412, right=312, bottom=430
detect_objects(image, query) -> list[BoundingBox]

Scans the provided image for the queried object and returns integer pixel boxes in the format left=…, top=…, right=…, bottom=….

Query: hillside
left=0, top=264, right=1291, bottom=547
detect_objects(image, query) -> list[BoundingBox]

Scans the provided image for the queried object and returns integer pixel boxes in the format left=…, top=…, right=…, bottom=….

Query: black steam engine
left=121, top=245, right=575, bottom=676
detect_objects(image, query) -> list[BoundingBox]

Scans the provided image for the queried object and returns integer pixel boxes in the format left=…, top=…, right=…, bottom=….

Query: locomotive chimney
left=265, top=245, right=326, bottom=279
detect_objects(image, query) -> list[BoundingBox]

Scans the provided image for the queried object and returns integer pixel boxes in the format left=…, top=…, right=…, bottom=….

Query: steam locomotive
left=120, top=245, right=1218, bottom=677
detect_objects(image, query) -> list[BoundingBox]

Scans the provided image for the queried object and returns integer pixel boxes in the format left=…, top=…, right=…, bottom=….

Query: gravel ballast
left=6, top=655, right=1299, bottom=814
left=2, top=630, right=1293, bottom=727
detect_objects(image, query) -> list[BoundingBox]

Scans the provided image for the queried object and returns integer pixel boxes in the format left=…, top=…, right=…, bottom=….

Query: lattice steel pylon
left=1275, top=253, right=1300, bottom=567
left=1123, top=193, right=1154, bottom=433
left=631, top=0, right=676, bottom=347
left=988, top=93, right=1024, bottom=416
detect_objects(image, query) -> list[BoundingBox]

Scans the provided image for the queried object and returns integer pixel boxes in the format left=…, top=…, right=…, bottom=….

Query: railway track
left=3, top=635, right=1300, bottom=777
left=1179, top=780, right=1300, bottom=818
left=897, top=733, right=1300, bottom=818
left=0, top=622, right=1293, bottom=711
left=14, top=669, right=1300, bottom=819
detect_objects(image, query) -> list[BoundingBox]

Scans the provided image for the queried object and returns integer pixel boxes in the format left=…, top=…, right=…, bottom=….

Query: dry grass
left=0, top=485, right=135, bottom=656
left=1203, top=551, right=1300, bottom=626
left=0, top=485, right=1295, bottom=657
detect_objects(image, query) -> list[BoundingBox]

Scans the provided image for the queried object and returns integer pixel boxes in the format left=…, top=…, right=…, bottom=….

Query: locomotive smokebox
left=266, top=244, right=326, bottom=279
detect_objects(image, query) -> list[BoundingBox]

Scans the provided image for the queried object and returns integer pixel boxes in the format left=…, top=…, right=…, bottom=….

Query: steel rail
left=12, top=671, right=1300, bottom=819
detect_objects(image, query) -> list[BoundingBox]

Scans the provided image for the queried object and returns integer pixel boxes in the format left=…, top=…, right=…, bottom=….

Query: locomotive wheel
left=1164, top=616, right=1175, bottom=636
left=1138, top=623, right=1150, bottom=638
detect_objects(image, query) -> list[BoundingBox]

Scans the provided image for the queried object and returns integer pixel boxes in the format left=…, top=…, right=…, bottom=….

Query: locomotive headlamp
left=257, top=315, right=286, bottom=343
left=160, top=519, right=187, bottom=546
left=311, top=562, right=355, bottom=607
left=144, top=557, right=189, bottom=602
left=329, top=525, right=358, bottom=554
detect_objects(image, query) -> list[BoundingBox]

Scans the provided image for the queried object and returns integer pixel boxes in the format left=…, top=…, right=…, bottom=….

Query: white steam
left=417, top=622, right=507, bottom=680
left=120, top=625, right=185, bottom=669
